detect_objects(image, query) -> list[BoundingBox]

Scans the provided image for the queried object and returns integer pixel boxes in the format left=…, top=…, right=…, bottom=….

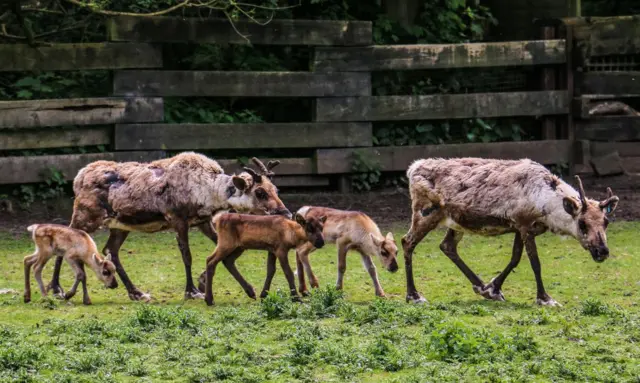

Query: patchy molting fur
left=402, top=157, right=619, bottom=306
left=294, top=206, right=399, bottom=297
left=23, top=224, right=117, bottom=305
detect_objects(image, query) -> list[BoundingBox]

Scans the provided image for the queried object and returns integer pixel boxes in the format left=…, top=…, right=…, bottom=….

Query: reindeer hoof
left=185, top=290, right=205, bottom=300
left=406, top=293, right=427, bottom=304
left=23, top=295, right=31, bottom=304
left=291, top=295, right=302, bottom=303
left=536, top=297, right=562, bottom=307
left=376, top=292, right=387, bottom=298
left=46, top=283, right=65, bottom=297
left=300, top=290, right=311, bottom=297
left=476, top=280, right=506, bottom=302
left=246, top=288, right=257, bottom=300
left=128, top=290, right=152, bottom=302
left=83, top=299, right=92, bottom=306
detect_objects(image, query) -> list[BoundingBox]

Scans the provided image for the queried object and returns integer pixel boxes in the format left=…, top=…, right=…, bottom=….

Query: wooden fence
left=0, top=15, right=638, bottom=190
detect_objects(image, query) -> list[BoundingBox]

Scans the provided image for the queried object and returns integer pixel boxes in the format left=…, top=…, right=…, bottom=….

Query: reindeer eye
left=255, top=188, right=268, bottom=200
left=381, top=250, right=388, bottom=257
left=578, top=219, right=588, bottom=234
left=102, top=269, right=110, bottom=276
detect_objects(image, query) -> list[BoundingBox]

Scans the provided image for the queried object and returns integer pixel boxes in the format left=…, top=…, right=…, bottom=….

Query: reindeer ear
left=600, top=196, right=619, bottom=214
left=232, top=175, right=250, bottom=192
left=92, top=253, right=101, bottom=264
left=386, top=232, right=394, bottom=242
left=319, top=216, right=327, bottom=224
left=295, top=213, right=306, bottom=226
left=105, top=251, right=112, bottom=262
left=563, top=197, right=580, bottom=217
left=370, top=233, right=384, bottom=247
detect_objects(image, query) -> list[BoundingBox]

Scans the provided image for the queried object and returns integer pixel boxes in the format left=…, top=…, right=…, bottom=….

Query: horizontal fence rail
left=114, top=123, right=372, bottom=150
left=107, top=16, right=373, bottom=46
left=314, top=40, right=566, bottom=72
left=0, top=43, right=162, bottom=72
left=0, top=98, right=164, bottom=129
left=113, top=71, right=372, bottom=97
left=314, top=91, right=569, bottom=122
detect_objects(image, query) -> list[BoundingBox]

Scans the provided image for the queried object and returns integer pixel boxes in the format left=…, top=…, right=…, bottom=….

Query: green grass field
left=1, top=221, right=639, bottom=382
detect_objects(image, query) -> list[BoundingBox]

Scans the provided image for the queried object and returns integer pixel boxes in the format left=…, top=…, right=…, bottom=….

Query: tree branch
left=63, top=0, right=193, bottom=17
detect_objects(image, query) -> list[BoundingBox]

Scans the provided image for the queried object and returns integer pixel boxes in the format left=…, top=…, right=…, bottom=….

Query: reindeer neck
left=540, top=182, right=580, bottom=239
left=86, top=253, right=102, bottom=274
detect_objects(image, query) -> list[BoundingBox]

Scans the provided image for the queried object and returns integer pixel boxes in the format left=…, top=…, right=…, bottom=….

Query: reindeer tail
left=27, top=224, right=38, bottom=233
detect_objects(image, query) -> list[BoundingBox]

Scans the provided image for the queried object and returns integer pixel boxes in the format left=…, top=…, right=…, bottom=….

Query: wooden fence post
left=540, top=25, right=558, bottom=141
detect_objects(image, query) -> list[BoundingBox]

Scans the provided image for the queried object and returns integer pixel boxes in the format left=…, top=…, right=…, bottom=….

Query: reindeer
left=285, top=206, right=399, bottom=298
left=402, top=158, right=619, bottom=306
left=47, top=153, right=291, bottom=301
left=24, top=224, right=118, bottom=305
left=203, top=212, right=327, bottom=306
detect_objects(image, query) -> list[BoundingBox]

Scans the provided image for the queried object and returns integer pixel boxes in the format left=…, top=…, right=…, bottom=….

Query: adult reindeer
left=402, top=158, right=619, bottom=306
left=47, top=152, right=291, bottom=301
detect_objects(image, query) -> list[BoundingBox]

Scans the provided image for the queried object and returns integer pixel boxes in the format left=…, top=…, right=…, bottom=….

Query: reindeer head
left=370, top=232, right=399, bottom=272
left=295, top=213, right=327, bottom=249
left=93, top=252, right=118, bottom=289
left=229, top=158, right=292, bottom=219
left=562, top=176, right=619, bottom=263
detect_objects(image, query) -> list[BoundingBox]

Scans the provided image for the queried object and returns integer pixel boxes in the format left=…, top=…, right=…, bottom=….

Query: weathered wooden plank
left=0, top=43, right=162, bottom=72
left=0, top=126, right=111, bottom=150
left=113, top=71, right=370, bottom=97
left=564, top=16, right=640, bottom=56
left=574, top=95, right=640, bottom=119
left=576, top=117, right=640, bottom=141
left=0, top=151, right=165, bottom=185
left=316, top=140, right=573, bottom=174
left=217, top=158, right=313, bottom=176
left=314, top=91, right=569, bottom=122
left=313, top=40, right=566, bottom=72
left=107, top=16, right=372, bottom=46
left=591, top=142, right=639, bottom=157
left=273, top=176, right=329, bottom=188
left=581, top=72, right=640, bottom=96
left=115, top=123, right=372, bottom=150
left=0, top=98, right=163, bottom=129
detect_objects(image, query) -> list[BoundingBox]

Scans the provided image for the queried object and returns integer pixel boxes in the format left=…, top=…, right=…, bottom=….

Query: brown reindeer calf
left=23, top=224, right=117, bottom=305
left=204, top=213, right=327, bottom=306
left=286, top=206, right=399, bottom=297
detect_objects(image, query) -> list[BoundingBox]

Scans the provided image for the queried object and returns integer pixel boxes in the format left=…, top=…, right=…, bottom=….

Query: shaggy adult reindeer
left=402, top=158, right=619, bottom=306
left=47, top=152, right=291, bottom=301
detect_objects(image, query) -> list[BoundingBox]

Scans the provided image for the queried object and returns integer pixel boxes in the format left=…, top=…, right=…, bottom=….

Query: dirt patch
left=0, top=174, right=637, bottom=234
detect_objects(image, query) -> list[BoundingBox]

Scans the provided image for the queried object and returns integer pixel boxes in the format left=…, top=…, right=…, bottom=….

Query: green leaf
left=14, top=77, right=40, bottom=88
left=16, top=89, right=33, bottom=99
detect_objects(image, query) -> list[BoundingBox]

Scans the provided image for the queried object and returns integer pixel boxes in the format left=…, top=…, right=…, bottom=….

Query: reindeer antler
left=266, top=160, right=280, bottom=171
left=251, top=157, right=269, bottom=174
left=243, top=167, right=262, bottom=184
left=574, top=175, right=588, bottom=212
left=606, top=187, right=614, bottom=198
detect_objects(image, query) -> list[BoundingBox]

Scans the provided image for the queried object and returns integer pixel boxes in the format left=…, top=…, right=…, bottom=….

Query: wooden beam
left=217, top=158, right=313, bottom=176
left=540, top=27, right=558, bottom=140
left=581, top=72, right=640, bottom=96
left=564, top=15, right=640, bottom=56
left=591, top=142, right=639, bottom=157
left=113, top=71, right=371, bottom=97
left=0, top=43, right=162, bottom=72
left=316, top=140, right=573, bottom=174
left=107, top=16, right=372, bottom=46
left=114, top=123, right=372, bottom=150
left=0, top=126, right=111, bottom=150
left=0, top=151, right=165, bottom=185
left=0, top=98, right=163, bottom=129
left=273, top=176, right=329, bottom=188
left=313, top=40, right=566, bottom=72
left=576, top=117, right=640, bottom=141
left=314, top=91, right=569, bottom=122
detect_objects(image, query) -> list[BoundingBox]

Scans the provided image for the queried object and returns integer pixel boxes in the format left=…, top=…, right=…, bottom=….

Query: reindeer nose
left=388, top=261, right=399, bottom=273
left=315, top=239, right=325, bottom=248
left=275, top=208, right=292, bottom=219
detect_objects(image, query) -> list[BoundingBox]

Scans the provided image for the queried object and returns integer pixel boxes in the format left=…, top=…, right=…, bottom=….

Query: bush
left=309, top=285, right=345, bottom=318
left=581, top=298, right=610, bottom=317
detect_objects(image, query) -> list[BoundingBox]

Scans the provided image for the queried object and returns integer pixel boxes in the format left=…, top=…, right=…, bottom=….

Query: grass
left=1, top=221, right=640, bottom=382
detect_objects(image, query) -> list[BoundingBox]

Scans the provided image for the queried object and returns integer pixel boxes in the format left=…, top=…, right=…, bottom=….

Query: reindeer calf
left=204, top=213, right=326, bottom=306
left=285, top=206, right=399, bottom=298
left=23, top=224, right=117, bottom=305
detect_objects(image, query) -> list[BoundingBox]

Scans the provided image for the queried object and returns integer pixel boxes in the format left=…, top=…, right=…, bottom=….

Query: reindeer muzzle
left=590, top=246, right=610, bottom=263
left=108, top=279, right=119, bottom=289
left=314, top=239, right=325, bottom=249
left=388, top=260, right=399, bottom=273
left=274, top=208, right=293, bottom=220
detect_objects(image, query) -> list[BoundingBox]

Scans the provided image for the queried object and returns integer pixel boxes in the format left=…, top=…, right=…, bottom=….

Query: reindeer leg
left=524, top=234, right=561, bottom=307
left=297, top=242, right=318, bottom=296
left=223, top=249, right=256, bottom=299
left=402, top=207, right=442, bottom=303
left=277, top=249, right=301, bottom=302
left=172, top=218, right=203, bottom=300
left=335, top=242, right=349, bottom=291
left=103, top=229, right=149, bottom=302
left=260, top=252, right=277, bottom=298
left=359, top=251, right=385, bottom=298
left=23, top=253, right=37, bottom=303
left=33, top=262, right=47, bottom=298
left=439, top=229, right=498, bottom=300
left=296, top=252, right=307, bottom=296
left=481, top=232, right=524, bottom=301
left=197, top=221, right=216, bottom=291
left=204, top=247, right=234, bottom=306
left=46, top=255, right=65, bottom=298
